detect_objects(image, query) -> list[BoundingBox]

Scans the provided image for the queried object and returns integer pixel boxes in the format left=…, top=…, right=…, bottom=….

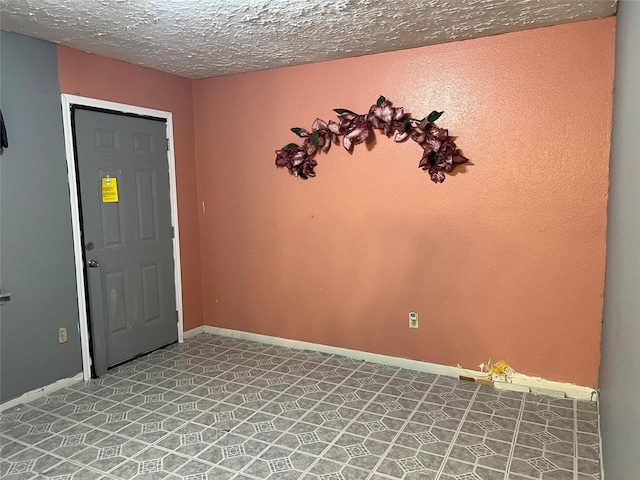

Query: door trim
left=61, top=94, right=184, bottom=381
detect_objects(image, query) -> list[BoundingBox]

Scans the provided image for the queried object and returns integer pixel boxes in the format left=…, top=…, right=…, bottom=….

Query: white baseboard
left=197, top=326, right=596, bottom=401
left=0, top=373, right=84, bottom=412
left=183, top=326, right=205, bottom=340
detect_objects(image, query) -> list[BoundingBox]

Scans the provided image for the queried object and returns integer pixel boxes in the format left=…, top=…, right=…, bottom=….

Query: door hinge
left=171, top=226, right=175, bottom=238
left=166, top=138, right=170, bottom=151
left=176, top=310, right=179, bottom=324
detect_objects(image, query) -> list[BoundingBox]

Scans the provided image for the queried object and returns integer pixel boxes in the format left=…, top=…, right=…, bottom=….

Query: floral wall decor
left=275, top=96, right=469, bottom=183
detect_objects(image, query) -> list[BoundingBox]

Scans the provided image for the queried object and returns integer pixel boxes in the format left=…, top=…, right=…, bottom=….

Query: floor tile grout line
left=298, top=363, right=414, bottom=479
left=2, top=341, right=316, bottom=478
left=105, top=341, right=350, bottom=401
left=363, top=374, right=444, bottom=480
left=169, top=340, right=369, bottom=478
left=19, top=340, right=343, bottom=439
left=1, top=334, right=601, bottom=480
left=217, top=366, right=346, bottom=477
left=76, top=340, right=576, bottom=437
left=18, top=391, right=216, bottom=473
left=16, top=342, right=380, bottom=474
left=56, top=338, right=375, bottom=477
left=4, top=339, right=447, bottom=479
left=263, top=361, right=408, bottom=476
left=236, top=356, right=392, bottom=478
left=0, top=431, right=121, bottom=479
left=503, top=391, right=527, bottom=479
left=573, top=399, right=579, bottom=480
left=134, top=440, right=255, bottom=480
left=433, top=383, right=481, bottom=480
left=97, top=337, right=326, bottom=478
left=128, top=340, right=349, bottom=478
left=6, top=386, right=497, bottom=478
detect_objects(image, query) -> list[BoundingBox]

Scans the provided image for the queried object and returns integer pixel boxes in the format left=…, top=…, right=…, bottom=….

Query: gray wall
left=0, top=31, right=82, bottom=402
left=598, top=1, right=640, bottom=478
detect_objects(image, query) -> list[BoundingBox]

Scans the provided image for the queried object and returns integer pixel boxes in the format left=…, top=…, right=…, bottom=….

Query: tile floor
left=0, top=333, right=602, bottom=480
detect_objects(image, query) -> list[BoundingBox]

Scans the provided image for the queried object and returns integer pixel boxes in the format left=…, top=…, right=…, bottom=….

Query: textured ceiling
left=0, top=0, right=617, bottom=79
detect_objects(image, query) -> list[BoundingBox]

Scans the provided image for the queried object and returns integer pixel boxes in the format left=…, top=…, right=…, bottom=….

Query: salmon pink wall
left=57, top=46, right=203, bottom=330
left=193, top=18, right=614, bottom=387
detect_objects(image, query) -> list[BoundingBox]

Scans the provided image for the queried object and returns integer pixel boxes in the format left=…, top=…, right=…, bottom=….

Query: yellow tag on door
left=101, top=177, right=119, bottom=203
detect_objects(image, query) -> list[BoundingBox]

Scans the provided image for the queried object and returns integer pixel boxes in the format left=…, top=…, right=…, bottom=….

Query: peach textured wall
left=57, top=46, right=203, bottom=330
left=193, top=18, right=614, bottom=388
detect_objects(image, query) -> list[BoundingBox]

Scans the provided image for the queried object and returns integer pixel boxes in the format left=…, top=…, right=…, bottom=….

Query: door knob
left=88, top=260, right=100, bottom=268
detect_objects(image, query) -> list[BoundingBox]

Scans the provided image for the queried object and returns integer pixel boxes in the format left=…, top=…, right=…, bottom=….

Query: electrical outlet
left=409, top=312, right=419, bottom=329
left=58, top=327, right=68, bottom=344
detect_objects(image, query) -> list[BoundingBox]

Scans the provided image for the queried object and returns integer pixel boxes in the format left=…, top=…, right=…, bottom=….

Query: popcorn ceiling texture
left=0, top=0, right=617, bottom=79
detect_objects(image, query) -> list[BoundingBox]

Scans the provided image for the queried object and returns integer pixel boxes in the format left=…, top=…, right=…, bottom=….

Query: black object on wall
left=0, top=108, right=8, bottom=149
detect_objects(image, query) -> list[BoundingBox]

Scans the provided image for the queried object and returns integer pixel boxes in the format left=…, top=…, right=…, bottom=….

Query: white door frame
left=61, top=94, right=184, bottom=381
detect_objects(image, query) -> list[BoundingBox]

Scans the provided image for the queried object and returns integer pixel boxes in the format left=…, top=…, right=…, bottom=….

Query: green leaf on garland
left=333, top=108, right=357, bottom=115
left=376, top=95, right=386, bottom=106
left=290, top=127, right=305, bottom=137
left=427, top=110, right=444, bottom=122
left=310, top=131, right=320, bottom=147
left=282, top=143, right=299, bottom=150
